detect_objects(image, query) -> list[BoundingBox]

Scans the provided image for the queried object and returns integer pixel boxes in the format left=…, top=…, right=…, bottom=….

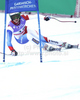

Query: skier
left=7, top=12, right=79, bottom=56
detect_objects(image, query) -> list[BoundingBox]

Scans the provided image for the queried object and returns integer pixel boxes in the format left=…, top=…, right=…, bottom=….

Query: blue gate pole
left=37, top=11, right=42, bottom=62
left=36, top=0, right=42, bottom=62
left=3, top=0, right=7, bottom=62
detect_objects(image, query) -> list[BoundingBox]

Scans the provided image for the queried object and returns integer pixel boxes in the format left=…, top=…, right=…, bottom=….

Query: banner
left=6, top=0, right=38, bottom=13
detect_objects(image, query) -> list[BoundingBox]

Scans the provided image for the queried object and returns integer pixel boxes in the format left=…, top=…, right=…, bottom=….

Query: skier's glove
left=11, top=50, right=18, bottom=56
left=44, top=16, right=51, bottom=21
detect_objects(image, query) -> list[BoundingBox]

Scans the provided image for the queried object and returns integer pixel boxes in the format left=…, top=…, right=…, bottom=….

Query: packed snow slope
left=0, top=13, right=80, bottom=100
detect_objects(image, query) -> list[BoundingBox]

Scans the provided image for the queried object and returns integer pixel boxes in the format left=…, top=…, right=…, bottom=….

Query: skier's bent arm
left=7, top=30, right=18, bottom=56
left=7, top=30, right=14, bottom=51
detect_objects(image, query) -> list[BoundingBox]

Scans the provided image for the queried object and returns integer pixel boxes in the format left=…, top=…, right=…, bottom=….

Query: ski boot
left=43, top=44, right=61, bottom=51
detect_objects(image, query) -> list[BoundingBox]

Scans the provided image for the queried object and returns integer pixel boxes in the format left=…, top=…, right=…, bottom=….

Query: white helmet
left=9, top=12, right=20, bottom=16
left=9, top=12, right=21, bottom=20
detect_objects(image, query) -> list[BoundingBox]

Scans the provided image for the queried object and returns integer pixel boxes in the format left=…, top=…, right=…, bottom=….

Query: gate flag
left=3, top=0, right=42, bottom=62
left=6, top=0, right=38, bottom=13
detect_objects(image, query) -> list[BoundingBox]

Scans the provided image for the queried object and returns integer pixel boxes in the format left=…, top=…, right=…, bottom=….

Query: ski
left=0, top=44, right=79, bottom=57
left=47, top=46, right=61, bottom=51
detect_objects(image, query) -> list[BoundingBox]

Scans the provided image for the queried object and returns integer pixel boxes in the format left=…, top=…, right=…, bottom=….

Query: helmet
left=9, top=12, right=21, bottom=21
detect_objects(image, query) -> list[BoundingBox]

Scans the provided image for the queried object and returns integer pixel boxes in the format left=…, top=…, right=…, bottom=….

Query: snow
left=0, top=13, right=80, bottom=100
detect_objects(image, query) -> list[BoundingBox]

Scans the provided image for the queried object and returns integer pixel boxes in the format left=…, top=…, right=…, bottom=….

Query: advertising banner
left=6, top=0, right=38, bottom=13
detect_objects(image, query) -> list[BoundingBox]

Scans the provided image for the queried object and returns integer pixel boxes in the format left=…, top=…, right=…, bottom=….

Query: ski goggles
left=10, top=13, right=20, bottom=20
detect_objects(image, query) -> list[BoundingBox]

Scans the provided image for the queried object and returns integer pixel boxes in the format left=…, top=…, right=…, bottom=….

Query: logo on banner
left=10, top=1, right=36, bottom=10
left=14, top=1, right=32, bottom=6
